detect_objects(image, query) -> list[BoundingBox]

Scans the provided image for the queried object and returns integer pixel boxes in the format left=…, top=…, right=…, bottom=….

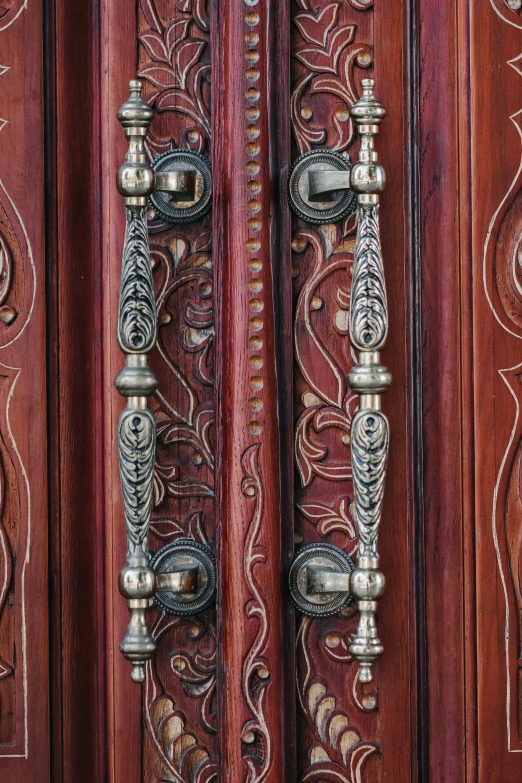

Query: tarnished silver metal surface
left=347, top=79, right=390, bottom=684
left=151, top=540, right=216, bottom=617
left=289, top=542, right=354, bottom=617
left=149, top=148, right=212, bottom=224
left=116, top=80, right=158, bottom=683
left=287, top=148, right=356, bottom=224
left=115, top=81, right=215, bottom=683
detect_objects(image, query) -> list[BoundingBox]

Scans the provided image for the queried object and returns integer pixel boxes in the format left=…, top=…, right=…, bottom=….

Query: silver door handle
left=115, top=80, right=215, bottom=683
left=288, top=80, right=389, bottom=684
left=347, top=79, right=389, bottom=684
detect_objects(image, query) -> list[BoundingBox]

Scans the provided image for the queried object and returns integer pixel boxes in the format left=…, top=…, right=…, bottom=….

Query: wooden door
left=2, top=0, right=522, bottom=781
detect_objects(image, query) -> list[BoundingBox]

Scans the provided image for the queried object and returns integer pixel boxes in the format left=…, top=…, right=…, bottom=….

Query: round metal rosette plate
left=287, top=149, right=356, bottom=224
left=289, top=542, right=354, bottom=617
left=149, top=149, right=212, bottom=225
left=150, top=539, right=216, bottom=617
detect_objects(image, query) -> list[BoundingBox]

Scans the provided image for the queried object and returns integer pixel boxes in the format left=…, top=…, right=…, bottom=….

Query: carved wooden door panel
left=102, top=0, right=413, bottom=780
left=5, top=0, right=522, bottom=781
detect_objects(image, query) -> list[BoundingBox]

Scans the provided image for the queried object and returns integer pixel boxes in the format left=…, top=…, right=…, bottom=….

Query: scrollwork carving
left=293, top=221, right=381, bottom=772
left=296, top=616, right=378, bottom=782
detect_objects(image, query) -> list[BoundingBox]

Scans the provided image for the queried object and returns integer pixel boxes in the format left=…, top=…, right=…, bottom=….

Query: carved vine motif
left=151, top=228, right=214, bottom=506
left=294, top=226, right=359, bottom=492
left=145, top=614, right=217, bottom=783
left=138, top=0, right=210, bottom=163
left=292, top=0, right=380, bottom=775
left=293, top=223, right=380, bottom=779
left=291, top=0, right=372, bottom=154
left=136, top=0, right=216, bottom=776
left=144, top=196, right=216, bottom=783
left=240, top=445, right=272, bottom=783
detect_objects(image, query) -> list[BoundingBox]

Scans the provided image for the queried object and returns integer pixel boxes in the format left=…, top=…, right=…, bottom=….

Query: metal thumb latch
left=288, top=79, right=389, bottom=684
left=115, top=80, right=215, bottom=683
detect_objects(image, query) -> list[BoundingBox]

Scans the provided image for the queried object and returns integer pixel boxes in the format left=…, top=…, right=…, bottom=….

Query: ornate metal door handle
left=115, top=80, right=215, bottom=682
left=288, top=79, right=389, bottom=684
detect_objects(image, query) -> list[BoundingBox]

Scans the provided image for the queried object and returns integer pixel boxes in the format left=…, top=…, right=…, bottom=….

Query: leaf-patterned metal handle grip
left=347, top=79, right=391, bottom=684
left=115, top=81, right=158, bottom=683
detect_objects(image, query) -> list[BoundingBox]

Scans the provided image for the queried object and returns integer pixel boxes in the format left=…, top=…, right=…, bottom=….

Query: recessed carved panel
left=137, top=0, right=216, bottom=777
left=291, top=0, right=381, bottom=778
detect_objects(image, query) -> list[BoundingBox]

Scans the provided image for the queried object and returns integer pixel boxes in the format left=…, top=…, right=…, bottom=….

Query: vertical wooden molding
left=214, top=0, right=291, bottom=778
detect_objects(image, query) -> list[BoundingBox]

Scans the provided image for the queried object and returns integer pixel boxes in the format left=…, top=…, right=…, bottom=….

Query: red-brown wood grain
left=417, top=0, right=468, bottom=778
left=48, top=0, right=107, bottom=779
left=213, top=0, right=295, bottom=777
left=0, top=0, right=50, bottom=779
left=289, top=0, right=416, bottom=777
left=471, top=1, right=522, bottom=779
left=99, top=2, right=143, bottom=781
left=6, top=0, right=522, bottom=780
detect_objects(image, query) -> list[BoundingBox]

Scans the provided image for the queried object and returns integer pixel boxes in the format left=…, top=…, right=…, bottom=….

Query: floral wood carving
left=291, top=0, right=380, bottom=777
left=291, top=0, right=372, bottom=154
left=137, top=0, right=216, bottom=778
